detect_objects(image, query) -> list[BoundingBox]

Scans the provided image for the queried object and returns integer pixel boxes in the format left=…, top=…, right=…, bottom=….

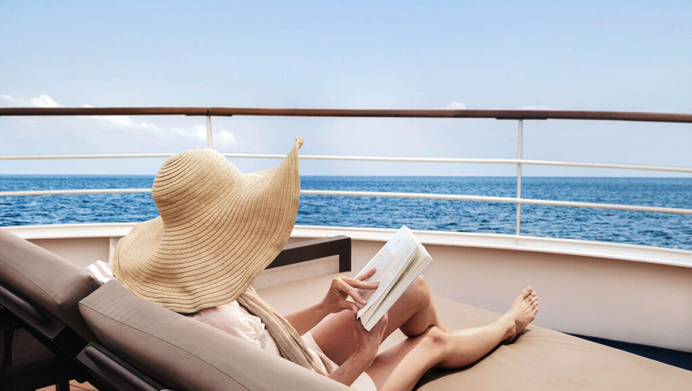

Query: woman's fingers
left=355, top=267, right=377, bottom=281
left=346, top=302, right=359, bottom=313
left=339, top=281, right=367, bottom=305
left=343, top=277, right=379, bottom=290
left=379, top=313, right=389, bottom=334
left=328, top=273, right=379, bottom=313
left=370, top=313, right=389, bottom=341
left=373, top=313, right=388, bottom=331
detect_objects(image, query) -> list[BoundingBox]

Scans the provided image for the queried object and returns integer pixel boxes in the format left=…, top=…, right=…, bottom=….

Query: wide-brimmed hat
left=112, top=137, right=303, bottom=313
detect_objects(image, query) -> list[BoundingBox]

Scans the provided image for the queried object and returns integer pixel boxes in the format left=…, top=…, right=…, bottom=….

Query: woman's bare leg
left=312, top=275, right=442, bottom=365
left=366, top=326, right=445, bottom=391
left=368, top=288, right=539, bottom=391
left=397, top=276, right=447, bottom=336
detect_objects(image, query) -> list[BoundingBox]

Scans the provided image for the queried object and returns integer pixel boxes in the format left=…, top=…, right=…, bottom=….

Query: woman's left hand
left=321, top=268, right=379, bottom=314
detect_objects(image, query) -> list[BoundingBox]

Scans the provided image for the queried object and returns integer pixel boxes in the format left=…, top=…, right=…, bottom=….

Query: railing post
left=516, top=120, right=523, bottom=235
left=206, top=115, right=214, bottom=149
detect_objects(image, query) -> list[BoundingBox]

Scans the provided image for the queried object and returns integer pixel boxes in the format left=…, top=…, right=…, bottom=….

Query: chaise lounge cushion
left=79, top=280, right=352, bottom=391
left=258, top=273, right=692, bottom=391
left=413, top=297, right=692, bottom=390
left=0, top=229, right=100, bottom=341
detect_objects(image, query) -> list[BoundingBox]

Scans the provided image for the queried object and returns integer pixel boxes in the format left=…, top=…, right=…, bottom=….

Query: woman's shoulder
left=194, top=300, right=253, bottom=324
left=191, top=300, right=266, bottom=345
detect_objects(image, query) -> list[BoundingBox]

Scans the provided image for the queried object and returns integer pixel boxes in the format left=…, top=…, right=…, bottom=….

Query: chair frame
left=0, top=284, right=100, bottom=390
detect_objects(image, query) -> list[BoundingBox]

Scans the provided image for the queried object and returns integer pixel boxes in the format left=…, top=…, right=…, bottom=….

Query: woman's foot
left=501, top=287, right=539, bottom=342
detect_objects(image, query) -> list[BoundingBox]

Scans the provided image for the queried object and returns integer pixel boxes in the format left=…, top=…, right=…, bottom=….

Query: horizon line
left=1, top=174, right=691, bottom=179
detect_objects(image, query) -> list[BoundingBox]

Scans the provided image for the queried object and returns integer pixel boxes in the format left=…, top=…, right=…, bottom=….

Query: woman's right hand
left=328, top=313, right=389, bottom=386
left=320, top=268, right=379, bottom=314
left=352, top=312, right=388, bottom=366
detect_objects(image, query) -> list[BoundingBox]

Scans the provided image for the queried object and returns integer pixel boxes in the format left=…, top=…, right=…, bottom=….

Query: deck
left=38, top=381, right=97, bottom=391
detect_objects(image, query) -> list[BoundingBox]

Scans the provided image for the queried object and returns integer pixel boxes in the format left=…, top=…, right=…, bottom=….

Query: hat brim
left=113, top=139, right=302, bottom=313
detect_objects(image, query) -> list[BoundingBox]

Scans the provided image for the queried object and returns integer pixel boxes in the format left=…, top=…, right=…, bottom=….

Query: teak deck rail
left=1, top=107, right=692, bottom=123
left=1, top=107, right=691, bottom=239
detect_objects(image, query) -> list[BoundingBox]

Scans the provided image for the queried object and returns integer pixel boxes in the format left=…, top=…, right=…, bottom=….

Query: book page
left=355, top=226, right=418, bottom=317
left=362, top=244, right=432, bottom=330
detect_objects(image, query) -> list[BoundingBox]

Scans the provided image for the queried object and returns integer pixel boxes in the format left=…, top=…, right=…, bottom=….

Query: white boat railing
left=1, top=107, right=691, bottom=239
left=2, top=188, right=691, bottom=216
left=2, top=154, right=691, bottom=174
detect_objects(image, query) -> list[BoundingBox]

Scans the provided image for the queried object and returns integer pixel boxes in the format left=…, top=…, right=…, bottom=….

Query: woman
left=112, top=137, right=538, bottom=391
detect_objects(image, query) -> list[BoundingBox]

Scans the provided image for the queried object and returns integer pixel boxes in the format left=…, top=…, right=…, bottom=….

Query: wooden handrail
left=0, top=107, right=209, bottom=116
left=0, top=107, right=690, bottom=123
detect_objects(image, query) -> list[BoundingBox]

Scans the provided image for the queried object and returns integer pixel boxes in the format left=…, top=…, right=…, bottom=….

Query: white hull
left=6, top=223, right=692, bottom=353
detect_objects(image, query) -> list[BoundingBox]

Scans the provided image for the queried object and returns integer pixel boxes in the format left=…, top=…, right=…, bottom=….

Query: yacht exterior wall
left=6, top=224, right=691, bottom=353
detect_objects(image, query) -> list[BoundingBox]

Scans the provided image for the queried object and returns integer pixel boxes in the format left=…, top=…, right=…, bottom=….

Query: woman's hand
left=321, top=267, right=379, bottom=314
left=352, top=312, right=388, bottom=366
left=328, top=313, right=388, bottom=386
left=286, top=268, right=378, bottom=336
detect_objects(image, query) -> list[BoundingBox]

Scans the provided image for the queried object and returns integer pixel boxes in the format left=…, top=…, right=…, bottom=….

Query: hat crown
left=152, top=149, right=239, bottom=225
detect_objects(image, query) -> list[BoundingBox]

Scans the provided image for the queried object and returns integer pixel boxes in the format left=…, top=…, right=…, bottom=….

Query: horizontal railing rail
left=1, top=189, right=691, bottom=216
left=0, top=189, right=153, bottom=196
left=1, top=153, right=691, bottom=174
left=1, top=107, right=692, bottom=123
left=1, top=107, right=690, bottom=240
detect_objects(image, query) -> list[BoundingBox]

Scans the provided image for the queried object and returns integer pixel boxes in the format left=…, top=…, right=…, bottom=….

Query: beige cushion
left=415, top=297, right=692, bottom=390
left=79, top=281, right=351, bottom=391
left=0, top=229, right=100, bottom=341
left=259, top=273, right=692, bottom=391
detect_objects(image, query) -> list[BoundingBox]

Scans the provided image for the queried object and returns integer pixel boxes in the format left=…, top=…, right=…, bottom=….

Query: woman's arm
left=328, top=350, right=374, bottom=386
left=284, top=302, right=332, bottom=337
left=285, top=268, right=378, bottom=336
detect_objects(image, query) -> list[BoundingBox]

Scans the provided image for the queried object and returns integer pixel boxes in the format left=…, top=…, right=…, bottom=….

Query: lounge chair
left=0, top=228, right=351, bottom=390
left=3, top=228, right=691, bottom=390
left=75, top=236, right=353, bottom=391
left=0, top=228, right=103, bottom=390
left=78, top=280, right=350, bottom=391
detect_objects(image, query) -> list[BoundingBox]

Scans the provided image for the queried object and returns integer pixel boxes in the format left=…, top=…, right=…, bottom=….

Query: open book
left=354, top=226, right=433, bottom=331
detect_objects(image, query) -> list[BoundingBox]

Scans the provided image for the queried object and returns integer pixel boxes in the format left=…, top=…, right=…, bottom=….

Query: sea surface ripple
left=1, top=175, right=690, bottom=251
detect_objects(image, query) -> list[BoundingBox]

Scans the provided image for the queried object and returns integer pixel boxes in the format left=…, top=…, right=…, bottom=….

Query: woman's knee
left=410, top=275, right=432, bottom=307
left=424, top=326, right=449, bottom=354
left=398, top=275, right=441, bottom=337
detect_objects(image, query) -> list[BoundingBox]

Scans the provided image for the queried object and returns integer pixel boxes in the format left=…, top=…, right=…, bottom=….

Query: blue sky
left=1, top=0, right=690, bottom=176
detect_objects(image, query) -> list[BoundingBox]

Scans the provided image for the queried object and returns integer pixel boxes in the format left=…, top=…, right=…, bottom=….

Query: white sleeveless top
left=191, top=301, right=330, bottom=374
left=190, top=301, right=281, bottom=354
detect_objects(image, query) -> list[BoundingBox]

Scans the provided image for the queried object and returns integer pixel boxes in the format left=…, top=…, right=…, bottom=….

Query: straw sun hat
left=112, top=137, right=304, bottom=313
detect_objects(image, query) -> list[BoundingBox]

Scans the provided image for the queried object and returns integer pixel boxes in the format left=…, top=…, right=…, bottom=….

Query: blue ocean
left=1, top=175, right=691, bottom=251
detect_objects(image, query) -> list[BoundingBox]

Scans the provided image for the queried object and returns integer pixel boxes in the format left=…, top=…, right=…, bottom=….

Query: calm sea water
left=1, top=175, right=691, bottom=251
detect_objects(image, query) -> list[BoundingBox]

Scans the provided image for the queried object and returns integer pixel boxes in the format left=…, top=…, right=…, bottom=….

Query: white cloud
left=170, top=125, right=240, bottom=147
left=441, top=101, right=467, bottom=110
left=1, top=93, right=64, bottom=108
left=1, top=95, right=24, bottom=105
left=89, top=114, right=239, bottom=147
left=216, top=129, right=240, bottom=147
left=2, top=94, right=241, bottom=147
left=89, top=113, right=163, bottom=134
left=31, top=94, right=64, bottom=107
